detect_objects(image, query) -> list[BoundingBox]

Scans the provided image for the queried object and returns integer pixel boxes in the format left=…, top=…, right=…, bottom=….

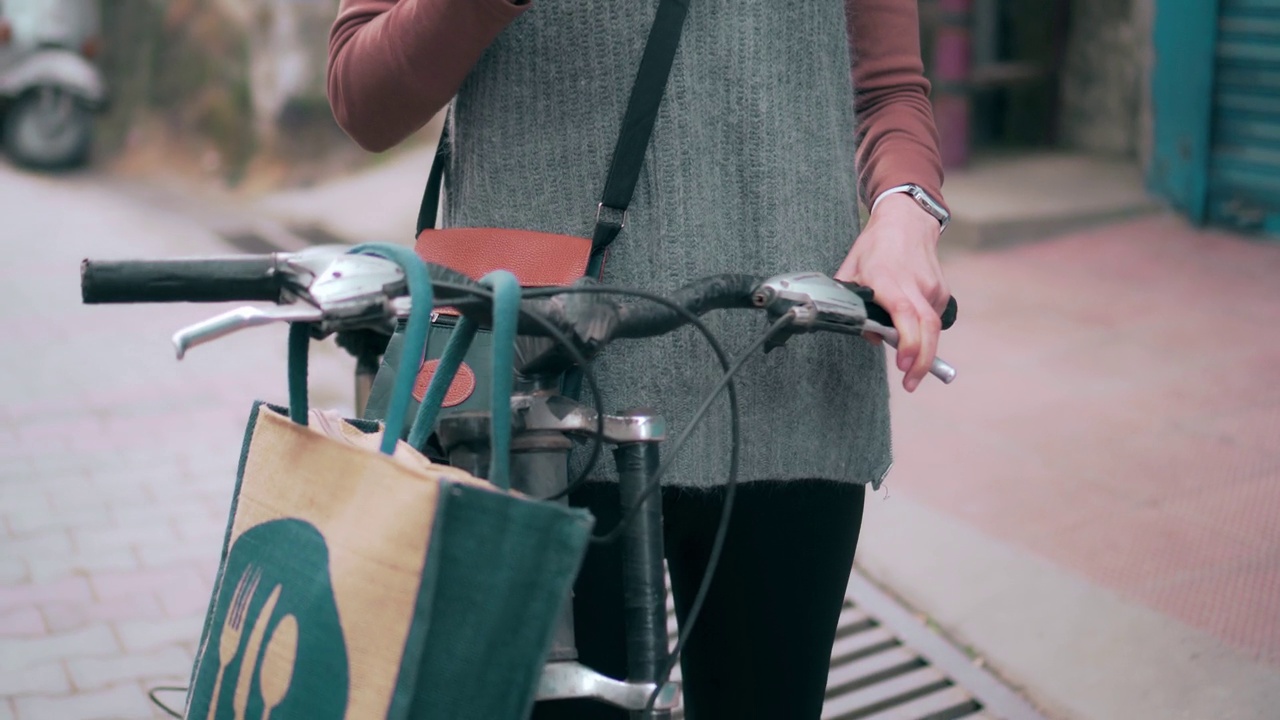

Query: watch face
left=908, top=187, right=949, bottom=224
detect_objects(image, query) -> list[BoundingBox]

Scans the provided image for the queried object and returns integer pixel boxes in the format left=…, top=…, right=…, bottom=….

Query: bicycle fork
left=437, top=393, right=680, bottom=718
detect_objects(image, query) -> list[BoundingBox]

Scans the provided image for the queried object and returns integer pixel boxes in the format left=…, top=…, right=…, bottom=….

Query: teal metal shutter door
left=1209, top=0, right=1280, bottom=235
left=1150, top=0, right=1220, bottom=223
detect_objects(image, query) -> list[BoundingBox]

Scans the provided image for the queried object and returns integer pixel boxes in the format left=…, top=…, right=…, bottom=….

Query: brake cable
left=519, top=284, right=797, bottom=711
left=440, top=280, right=805, bottom=712
left=522, top=284, right=740, bottom=503
left=643, top=315, right=795, bottom=712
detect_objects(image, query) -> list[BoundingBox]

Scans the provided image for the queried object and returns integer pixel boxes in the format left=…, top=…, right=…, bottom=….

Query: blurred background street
left=2, top=0, right=1279, bottom=718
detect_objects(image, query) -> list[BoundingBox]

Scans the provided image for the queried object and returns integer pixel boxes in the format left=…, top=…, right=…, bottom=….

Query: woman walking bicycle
left=326, top=0, right=953, bottom=717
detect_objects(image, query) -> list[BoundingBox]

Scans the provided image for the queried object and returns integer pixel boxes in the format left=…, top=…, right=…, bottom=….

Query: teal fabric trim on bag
left=407, top=486, right=595, bottom=720
left=385, top=481, right=452, bottom=720
left=482, top=271, right=519, bottom=491
left=288, top=324, right=312, bottom=425
left=184, top=399, right=272, bottom=718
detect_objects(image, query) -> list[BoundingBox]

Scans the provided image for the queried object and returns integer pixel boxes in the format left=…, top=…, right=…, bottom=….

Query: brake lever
left=171, top=250, right=414, bottom=359
left=754, top=272, right=957, bottom=384
left=172, top=306, right=324, bottom=359
left=860, top=321, right=957, bottom=384
left=845, top=280, right=958, bottom=384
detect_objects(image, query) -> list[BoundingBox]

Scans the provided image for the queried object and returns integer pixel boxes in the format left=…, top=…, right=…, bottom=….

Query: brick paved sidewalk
left=881, top=212, right=1280, bottom=666
left=0, top=166, right=352, bottom=719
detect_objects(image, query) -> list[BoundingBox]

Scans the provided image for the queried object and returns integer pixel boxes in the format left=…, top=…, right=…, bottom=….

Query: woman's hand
left=835, top=193, right=950, bottom=393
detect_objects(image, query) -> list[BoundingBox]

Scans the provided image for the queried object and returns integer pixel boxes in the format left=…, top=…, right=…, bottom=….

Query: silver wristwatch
left=871, top=184, right=951, bottom=233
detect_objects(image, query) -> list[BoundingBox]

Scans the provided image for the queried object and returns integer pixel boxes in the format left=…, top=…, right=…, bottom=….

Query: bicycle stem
left=615, top=440, right=671, bottom=720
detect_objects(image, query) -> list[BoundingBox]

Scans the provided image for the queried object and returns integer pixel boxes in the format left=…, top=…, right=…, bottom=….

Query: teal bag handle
left=288, top=243, right=435, bottom=456
left=483, top=271, right=519, bottom=490
left=406, top=270, right=520, bottom=490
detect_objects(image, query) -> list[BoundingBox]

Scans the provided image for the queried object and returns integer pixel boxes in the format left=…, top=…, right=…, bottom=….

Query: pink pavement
left=0, top=166, right=353, bottom=718
left=886, top=212, right=1280, bottom=666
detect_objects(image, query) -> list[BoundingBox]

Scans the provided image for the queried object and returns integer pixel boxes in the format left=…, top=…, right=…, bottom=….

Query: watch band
left=871, top=184, right=951, bottom=233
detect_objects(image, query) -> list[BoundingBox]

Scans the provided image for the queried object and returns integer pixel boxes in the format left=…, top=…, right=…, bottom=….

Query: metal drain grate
left=664, top=570, right=1047, bottom=720
left=821, top=602, right=980, bottom=720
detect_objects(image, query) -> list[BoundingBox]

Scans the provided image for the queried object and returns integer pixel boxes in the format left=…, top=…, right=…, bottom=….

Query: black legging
left=532, top=479, right=866, bottom=720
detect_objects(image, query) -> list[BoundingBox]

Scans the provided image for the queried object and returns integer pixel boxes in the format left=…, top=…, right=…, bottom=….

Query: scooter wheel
left=3, top=86, right=94, bottom=171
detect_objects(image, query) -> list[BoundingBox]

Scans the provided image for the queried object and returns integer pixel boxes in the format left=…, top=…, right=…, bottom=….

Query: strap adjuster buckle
left=595, top=203, right=628, bottom=231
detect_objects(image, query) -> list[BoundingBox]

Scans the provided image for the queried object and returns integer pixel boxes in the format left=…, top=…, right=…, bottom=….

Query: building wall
left=1134, top=0, right=1155, bottom=175
left=1058, top=0, right=1155, bottom=160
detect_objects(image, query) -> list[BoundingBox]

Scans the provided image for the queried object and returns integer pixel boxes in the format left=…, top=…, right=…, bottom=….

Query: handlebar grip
left=941, top=296, right=958, bottom=329
left=80, top=256, right=286, bottom=304
left=864, top=294, right=958, bottom=331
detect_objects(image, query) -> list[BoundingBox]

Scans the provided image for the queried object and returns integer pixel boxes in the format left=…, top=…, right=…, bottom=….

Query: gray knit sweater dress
left=438, top=0, right=892, bottom=489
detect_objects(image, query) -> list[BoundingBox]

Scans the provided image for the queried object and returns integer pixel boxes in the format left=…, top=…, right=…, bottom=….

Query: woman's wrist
left=868, top=193, right=943, bottom=246
left=871, top=184, right=949, bottom=232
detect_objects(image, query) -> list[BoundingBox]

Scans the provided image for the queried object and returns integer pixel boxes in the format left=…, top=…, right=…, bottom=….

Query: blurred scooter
left=0, top=0, right=107, bottom=169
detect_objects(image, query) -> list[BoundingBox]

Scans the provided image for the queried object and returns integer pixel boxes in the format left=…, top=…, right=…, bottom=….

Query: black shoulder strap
left=416, top=0, right=691, bottom=250
left=589, top=0, right=690, bottom=253
left=416, top=121, right=450, bottom=237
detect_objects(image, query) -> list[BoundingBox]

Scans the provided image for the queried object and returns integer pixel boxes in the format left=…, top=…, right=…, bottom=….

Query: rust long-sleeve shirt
left=327, top=0, right=947, bottom=209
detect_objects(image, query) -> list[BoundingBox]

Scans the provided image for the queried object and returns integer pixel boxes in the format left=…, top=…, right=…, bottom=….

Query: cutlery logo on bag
left=192, top=519, right=349, bottom=719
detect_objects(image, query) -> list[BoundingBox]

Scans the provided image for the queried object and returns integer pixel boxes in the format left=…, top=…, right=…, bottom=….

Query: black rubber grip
left=838, top=280, right=958, bottom=331
left=942, top=295, right=959, bottom=329
left=863, top=294, right=958, bottom=331
left=80, top=256, right=285, bottom=304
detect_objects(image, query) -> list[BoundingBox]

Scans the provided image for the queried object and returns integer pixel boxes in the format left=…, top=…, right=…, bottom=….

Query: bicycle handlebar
left=614, top=274, right=762, bottom=337
left=81, top=249, right=958, bottom=382
left=605, top=274, right=958, bottom=338
left=80, top=255, right=289, bottom=304
left=417, top=270, right=958, bottom=382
